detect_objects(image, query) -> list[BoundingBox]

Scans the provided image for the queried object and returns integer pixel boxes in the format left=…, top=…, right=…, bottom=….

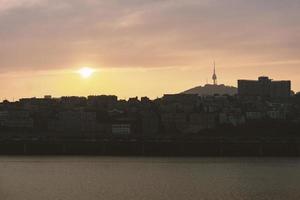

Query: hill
left=182, top=84, right=237, bottom=96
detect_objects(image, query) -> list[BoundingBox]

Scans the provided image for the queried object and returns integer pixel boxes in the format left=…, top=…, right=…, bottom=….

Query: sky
left=0, top=0, right=300, bottom=100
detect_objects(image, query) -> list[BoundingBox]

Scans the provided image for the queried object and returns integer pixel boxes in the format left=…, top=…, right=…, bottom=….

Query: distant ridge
left=182, top=84, right=237, bottom=96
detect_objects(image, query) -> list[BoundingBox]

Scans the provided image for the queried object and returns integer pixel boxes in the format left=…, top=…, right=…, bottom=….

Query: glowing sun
left=78, top=67, right=94, bottom=78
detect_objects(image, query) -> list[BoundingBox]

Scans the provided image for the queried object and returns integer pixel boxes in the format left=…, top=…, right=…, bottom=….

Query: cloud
left=0, top=0, right=46, bottom=12
left=0, top=0, right=299, bottom=72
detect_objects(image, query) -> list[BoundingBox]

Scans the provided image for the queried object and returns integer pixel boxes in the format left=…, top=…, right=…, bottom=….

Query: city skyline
left=0, top=0, right=300, bottom=100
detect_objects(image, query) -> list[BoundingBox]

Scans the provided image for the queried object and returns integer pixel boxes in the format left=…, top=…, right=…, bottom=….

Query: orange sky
left=0, top=0, right=299, bottom=100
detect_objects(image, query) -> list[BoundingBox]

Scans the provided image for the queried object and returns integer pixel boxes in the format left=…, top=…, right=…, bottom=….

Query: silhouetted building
left=111, top=117, right=137, bottom=136
left=60, top=96, right=87, bottom=108
left=112, top=124, right=131, bottom=135
left=141, top=97, right=151, bottom=104
left=49, top=111, right=97, bottom=134
left=44, top=95, right=52, bottom=99
left=161, top=113, right=188, bottom=134
left=87, top=95, right=117, bottom=109
left=0, top=111, right=34, bottom=129
left=162, top=94, right=198, bottom=104
left=161, top=94, right=198, bottom=113
left=141, top=111, right=159, bottom=136
left=238, top=76, right=291, bottom=99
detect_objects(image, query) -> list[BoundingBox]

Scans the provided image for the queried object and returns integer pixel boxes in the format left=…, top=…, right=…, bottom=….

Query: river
left=0, top=157, right=300, bottom=200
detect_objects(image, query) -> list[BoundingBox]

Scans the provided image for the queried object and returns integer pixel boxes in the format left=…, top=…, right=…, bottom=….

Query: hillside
left=182, top=84, right=237, bottom=96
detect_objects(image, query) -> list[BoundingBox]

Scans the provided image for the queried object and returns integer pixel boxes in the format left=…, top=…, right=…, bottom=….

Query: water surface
left=0, top=157, right=300, bottom=200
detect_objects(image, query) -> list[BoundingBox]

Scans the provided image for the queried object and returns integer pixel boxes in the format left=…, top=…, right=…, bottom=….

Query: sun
left=78, top=67, right=94, bottom=78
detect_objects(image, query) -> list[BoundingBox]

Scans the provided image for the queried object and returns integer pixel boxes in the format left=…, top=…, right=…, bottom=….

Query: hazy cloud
left=0, top=0, right=46, bottom=12
left=0, top=0, right=300, bottom=71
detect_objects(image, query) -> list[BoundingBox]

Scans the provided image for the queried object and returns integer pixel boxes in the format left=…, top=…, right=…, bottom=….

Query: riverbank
left=1, top=138, right=300, bottom=156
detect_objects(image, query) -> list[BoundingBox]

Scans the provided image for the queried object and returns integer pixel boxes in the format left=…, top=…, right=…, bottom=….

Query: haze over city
left=0, top=0, right=299, bottom=100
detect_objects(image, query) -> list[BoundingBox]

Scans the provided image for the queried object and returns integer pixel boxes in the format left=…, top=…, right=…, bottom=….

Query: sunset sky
left=0, top=0, right=299, bottom=100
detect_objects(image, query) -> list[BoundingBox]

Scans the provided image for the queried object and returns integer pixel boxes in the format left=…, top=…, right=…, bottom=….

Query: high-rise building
left=238, top=76, right=291, bottom=99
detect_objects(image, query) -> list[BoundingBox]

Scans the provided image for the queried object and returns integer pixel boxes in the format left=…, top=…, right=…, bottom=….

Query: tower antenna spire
left=214, top=61, right=216, bottom=73
left=212, top=61, right=217, bottom=85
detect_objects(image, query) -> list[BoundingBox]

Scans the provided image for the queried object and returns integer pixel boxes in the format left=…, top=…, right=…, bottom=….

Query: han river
left=1, top=157, right=300, bottom=200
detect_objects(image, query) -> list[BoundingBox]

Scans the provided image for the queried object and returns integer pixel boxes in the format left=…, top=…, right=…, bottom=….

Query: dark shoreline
left=1, top=138, right=300, bottom=157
